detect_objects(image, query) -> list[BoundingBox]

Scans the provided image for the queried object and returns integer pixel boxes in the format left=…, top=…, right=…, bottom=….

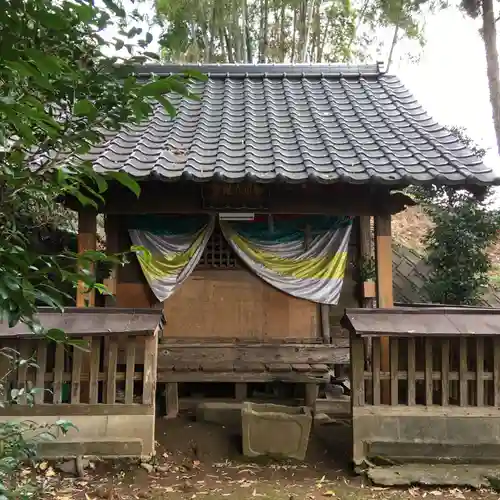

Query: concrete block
left=242, top=402, right=312, bottom=461
left=446, top=417, right=500, bottom=444
left=196, top=402, right=243, bottom=429
left=38, top=437, right=143, bottom=458
left=399, top=417, right=447, bottom=443
left=62, top=415, right=107, bottom=439
left=106, top=415, right=155, bottom=456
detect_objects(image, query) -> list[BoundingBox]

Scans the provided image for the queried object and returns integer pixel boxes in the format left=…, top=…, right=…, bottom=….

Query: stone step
left=37, top=437, right=143, bottom=458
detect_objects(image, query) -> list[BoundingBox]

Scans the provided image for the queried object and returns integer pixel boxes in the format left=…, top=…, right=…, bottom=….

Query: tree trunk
left=244, top=0, right=252, bottom=62
left=279, top=1, right=286, bottom=60
left=224, top=28, right=234, bottom=62
left=259, top=0, right=269, bottom=62
left=482, top=0, right=500, bottom=155
left=301, top=0, right=316, bottom=61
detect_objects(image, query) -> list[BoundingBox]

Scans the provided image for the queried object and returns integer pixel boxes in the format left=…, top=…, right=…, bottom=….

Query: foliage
left=0, top=347, right=77, bottom=499
left=0, top=0, right=201, bottom=332
left=0, top=0, right=197, bottom=495
left=155, top=0, right=439, bottom=64
left=410, top=127, right=500, bottom=305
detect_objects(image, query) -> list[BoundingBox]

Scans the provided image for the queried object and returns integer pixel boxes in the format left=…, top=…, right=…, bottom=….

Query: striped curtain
left=220, top=216, right=352, bottom=305
left=129, top=215, right=215, bottom=302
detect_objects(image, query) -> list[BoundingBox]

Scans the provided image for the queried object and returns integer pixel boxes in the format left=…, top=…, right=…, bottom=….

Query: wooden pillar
left=77, top=209, right=96, bottom=403
left=77, top=209, right=97, bottom=307
left=104, top=215, right=119, bottom=305
left=374, top=214, right=393, bottom=404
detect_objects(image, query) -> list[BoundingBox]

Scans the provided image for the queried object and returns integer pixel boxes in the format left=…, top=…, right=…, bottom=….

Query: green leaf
left=139, top=78, right=180, bottom=97
left=107, top=171, right=141, bottom=197
left=73, top=99, right=97, bottom=117
left=46, top=328, right=67, bottom=343
left=102, top=0, right=126, bottom=18
left=55, top=419, right=78, bottom=435
left=157, top=95, right=176, bottom=117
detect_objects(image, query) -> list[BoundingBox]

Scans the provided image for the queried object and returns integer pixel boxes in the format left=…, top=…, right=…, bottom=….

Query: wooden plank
left=350, top=334, right=365, bottom=407
left=201, top=362, right=235, bottom=372
left=374, top=214, right=393, bottom=405
left=89, top=338, right=100, bottom=404
left=494, top=337, right=500, bottom=407
left=17, top=341, right=32, bottom=405
left=0, top=309, right=160, bottom=339
left=53, top=343, right=65, bottom=404
left=425, top=338, right=433, bottom=406
left=476, top=337, right=485, bottom=407
left=159, top=371, right=327, bottom=383
left=71, top=345, right=83, bottom=404
left=233, top=362, right=266, bottom=373
left=309, top=363, right=329, bottom=372
left=291, top=364, right=312, bottom=372
left=165, top=382, right=179, bottom=419
left=125, top=338, right=136, bottom=404
left=142, top=331, right=158, bottom=405
left=158, top=343, right=349, bottom=367
left=0, top=404, right=154, bottom=417
left=35, top=340, right=47, bottom=404
left=320, top=304, right=331, bottom=343
left=441, top=338, right=450, bottom=406
left=390, top=338, right=398, bottom=406
left=459, top=337, right=468, bottom=406
left=77, top=209, right=97, bottom=307
left=407, top=337, right=416, bottom=406
left=372, top=337, right=381, bottom=406
left=266, top=363, right=292, bottom=373
left=106, top=338, right=118, bottom=404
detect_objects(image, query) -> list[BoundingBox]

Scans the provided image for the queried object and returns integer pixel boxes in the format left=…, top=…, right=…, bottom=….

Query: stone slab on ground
left=367, top=464, right=500, bottom=489
left=38, top=437, right=143, bottom=458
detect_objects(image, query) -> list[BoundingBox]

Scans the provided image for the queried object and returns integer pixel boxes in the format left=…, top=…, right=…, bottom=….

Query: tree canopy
left=0, top=0, right=196, bottom=331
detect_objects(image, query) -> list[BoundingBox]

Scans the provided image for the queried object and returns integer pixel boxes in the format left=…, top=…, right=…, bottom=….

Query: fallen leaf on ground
left=323, top=491, right=336, bottom=497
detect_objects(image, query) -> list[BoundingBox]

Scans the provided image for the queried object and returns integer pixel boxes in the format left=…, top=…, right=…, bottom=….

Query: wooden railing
left=351, top=334, right=500, bottom=407
left=0, top=335, right=157, bottom=407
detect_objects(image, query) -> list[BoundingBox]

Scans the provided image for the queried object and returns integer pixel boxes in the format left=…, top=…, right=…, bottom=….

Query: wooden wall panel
left=115, top=283, right=152, bottom=309
left=163, top=270, right=318, bottom=340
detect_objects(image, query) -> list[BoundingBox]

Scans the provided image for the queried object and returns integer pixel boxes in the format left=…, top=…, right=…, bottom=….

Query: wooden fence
left=0, top=333, right=158, bottom=457
left=351, top=335, right=500, bottom=408
left=0, top=335, right=157, bottom=406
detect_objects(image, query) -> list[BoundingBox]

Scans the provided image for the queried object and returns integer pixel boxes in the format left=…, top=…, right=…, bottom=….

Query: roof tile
left=82, top=63, right=499, bottom=186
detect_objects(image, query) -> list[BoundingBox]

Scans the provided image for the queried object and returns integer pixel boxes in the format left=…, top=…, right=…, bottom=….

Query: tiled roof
left=84, top=63, right=498, bottom=186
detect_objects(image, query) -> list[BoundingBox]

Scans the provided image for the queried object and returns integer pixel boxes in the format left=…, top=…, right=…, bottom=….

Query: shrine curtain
left=220, top=216, right=353, bottom=305
left=129, top=215, right=215, bottom=302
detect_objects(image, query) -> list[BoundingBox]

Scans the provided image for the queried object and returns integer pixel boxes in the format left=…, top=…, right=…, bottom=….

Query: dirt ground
left=41, top=416, right=500, bottom=500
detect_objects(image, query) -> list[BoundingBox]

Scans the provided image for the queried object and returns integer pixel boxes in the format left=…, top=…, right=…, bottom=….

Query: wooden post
left=320, top=304, right=331, bottom=343
left=358, top=216, right=374, bottom=308
left=104, top=214, right=119, bottom=306
left=77, top=209, right=97, bottom=307
left=374, top=214, right=393, bottom=404
left=358, top=216, right=373, bottom=400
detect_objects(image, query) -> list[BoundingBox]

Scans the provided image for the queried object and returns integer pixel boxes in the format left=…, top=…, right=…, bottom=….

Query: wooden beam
left=374, top=214, right=393, bottom=405
left=77, top=209, right=97, bottom=307
left=64, top=182, right=414, bottom=216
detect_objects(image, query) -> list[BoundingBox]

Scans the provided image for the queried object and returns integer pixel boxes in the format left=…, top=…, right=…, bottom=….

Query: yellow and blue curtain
left=220, top=215, right=352, bottom=305
left=129, top=215, right=352, bottom=305
left=129, top=215, right=215, bottom=302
